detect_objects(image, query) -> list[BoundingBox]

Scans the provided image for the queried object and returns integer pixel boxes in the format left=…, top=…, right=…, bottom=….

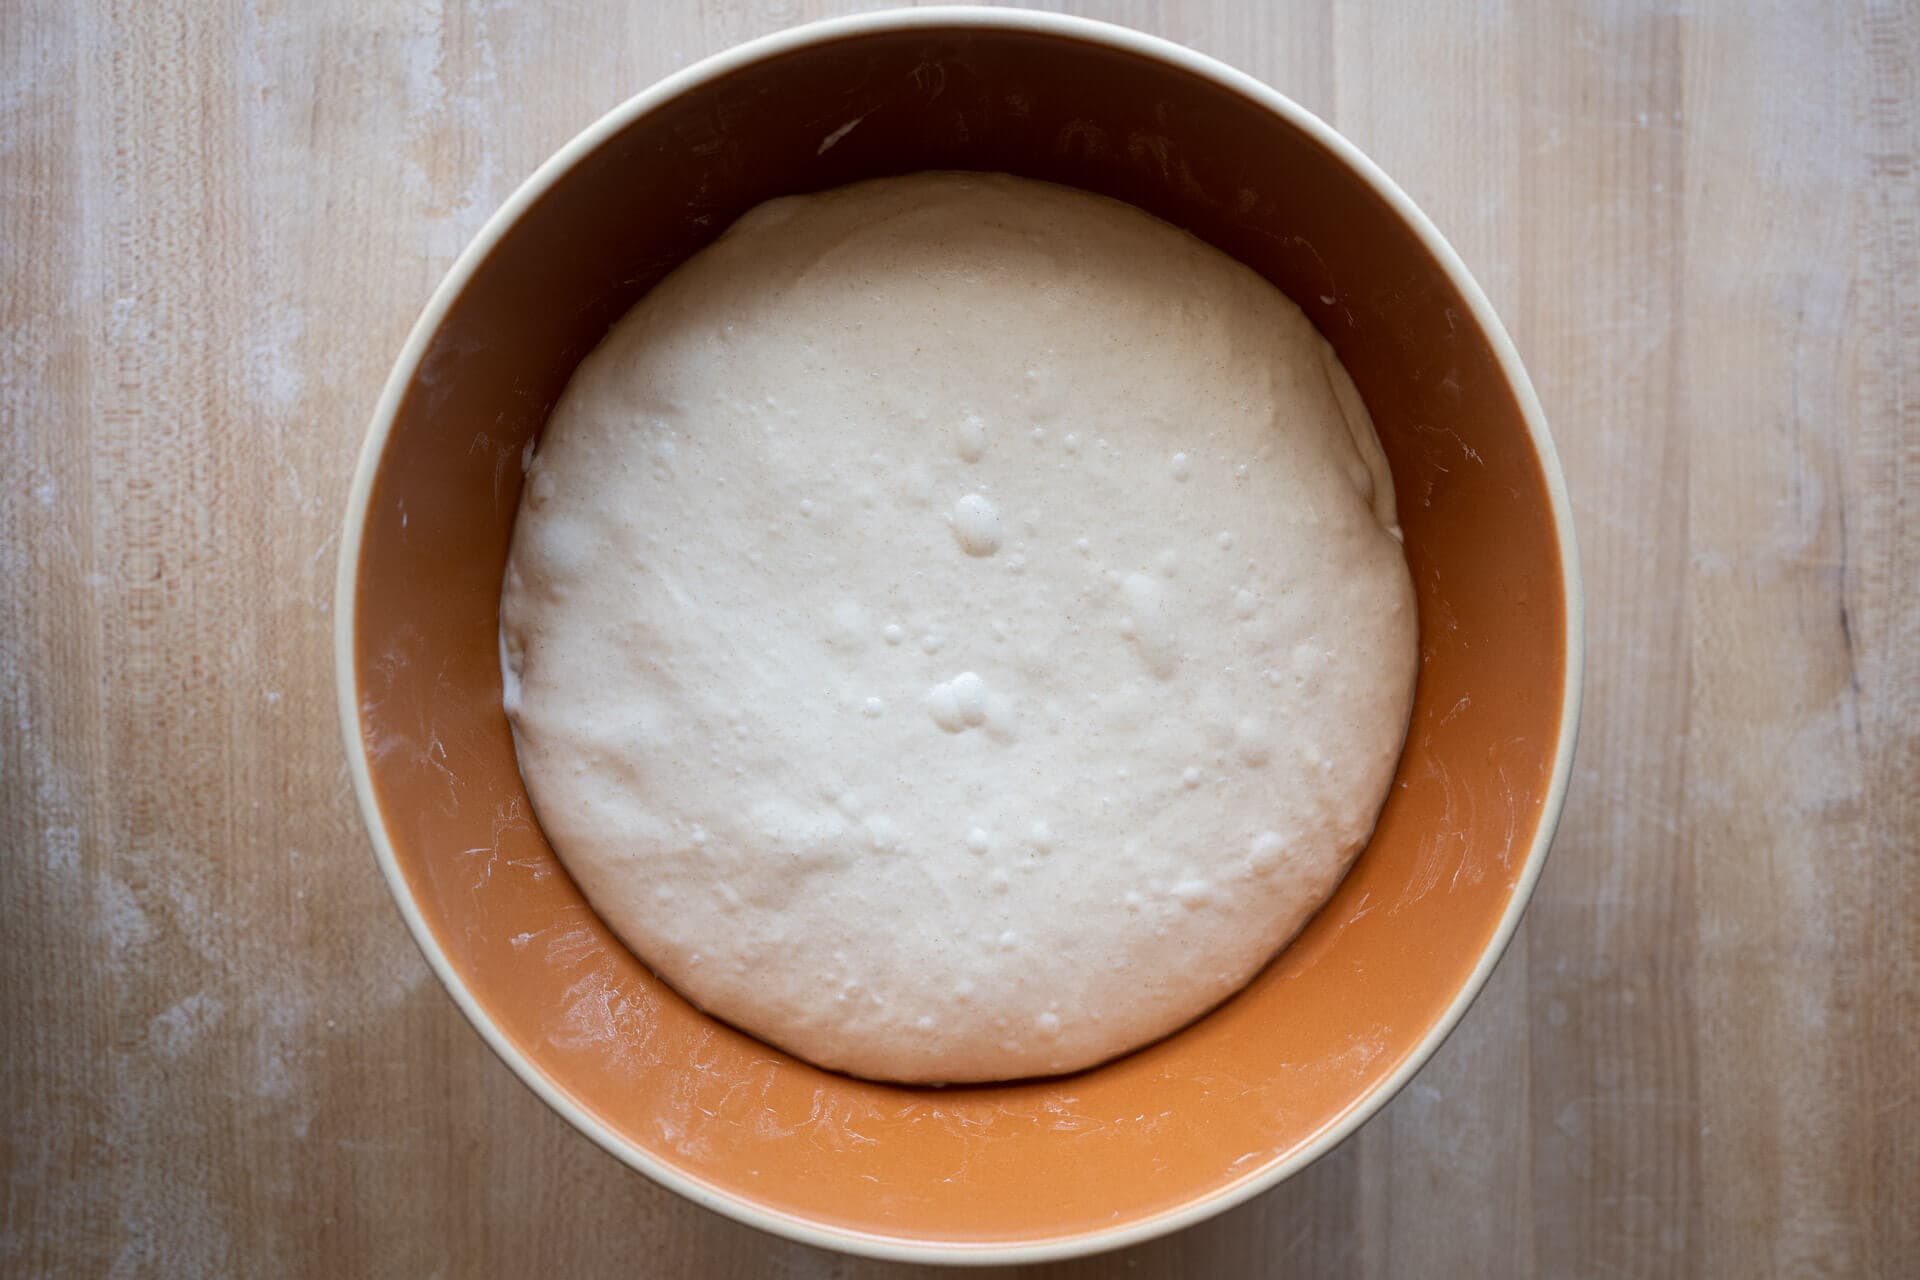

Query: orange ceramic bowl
left=336, top=7, right=1581, bottom=1263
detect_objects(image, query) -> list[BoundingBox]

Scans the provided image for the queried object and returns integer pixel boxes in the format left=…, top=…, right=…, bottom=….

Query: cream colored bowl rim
left=334, top=5, right=1585, bottom=1264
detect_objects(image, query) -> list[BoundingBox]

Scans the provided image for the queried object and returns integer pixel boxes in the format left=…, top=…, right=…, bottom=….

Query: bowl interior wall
left=352, top=27, right=1568, bottom=1246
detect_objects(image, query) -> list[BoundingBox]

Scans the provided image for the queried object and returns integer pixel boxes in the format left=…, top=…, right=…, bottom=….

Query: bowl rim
left=335, top=4, right=1585, bottom=1264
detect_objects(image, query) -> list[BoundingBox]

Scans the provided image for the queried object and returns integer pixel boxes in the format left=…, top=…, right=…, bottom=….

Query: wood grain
left=2, top=1, right=1913, bottom=1275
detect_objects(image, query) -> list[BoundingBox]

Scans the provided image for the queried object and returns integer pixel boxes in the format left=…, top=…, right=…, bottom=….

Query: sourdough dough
left=500, top=173, right=1417, bottom=1083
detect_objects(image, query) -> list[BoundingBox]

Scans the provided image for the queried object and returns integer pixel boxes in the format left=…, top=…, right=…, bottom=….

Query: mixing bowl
left=336, top=7, right=1581, bottom=1263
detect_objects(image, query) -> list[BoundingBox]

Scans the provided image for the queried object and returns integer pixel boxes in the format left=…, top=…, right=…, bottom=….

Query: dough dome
left=501, top=174, right=1417, bottom=1083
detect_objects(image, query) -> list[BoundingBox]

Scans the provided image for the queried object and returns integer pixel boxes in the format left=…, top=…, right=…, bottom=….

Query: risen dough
left=501, top=174, right=1417, bottom=1083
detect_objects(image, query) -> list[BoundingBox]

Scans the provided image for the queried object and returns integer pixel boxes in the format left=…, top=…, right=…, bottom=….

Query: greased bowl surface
left=336, top=7, right=1582, bottom=1263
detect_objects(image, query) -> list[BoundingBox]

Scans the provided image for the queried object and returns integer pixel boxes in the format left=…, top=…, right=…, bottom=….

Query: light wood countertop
left=2, top=1, right=1913, bottom=1274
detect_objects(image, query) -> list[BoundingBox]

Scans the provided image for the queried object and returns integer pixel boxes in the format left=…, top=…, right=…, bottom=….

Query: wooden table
left=3, top=1, right=1913, bottom=1275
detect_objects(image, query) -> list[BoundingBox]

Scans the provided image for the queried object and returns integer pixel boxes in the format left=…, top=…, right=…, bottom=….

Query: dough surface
left=501, top=174, right=1417, bottom=1083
